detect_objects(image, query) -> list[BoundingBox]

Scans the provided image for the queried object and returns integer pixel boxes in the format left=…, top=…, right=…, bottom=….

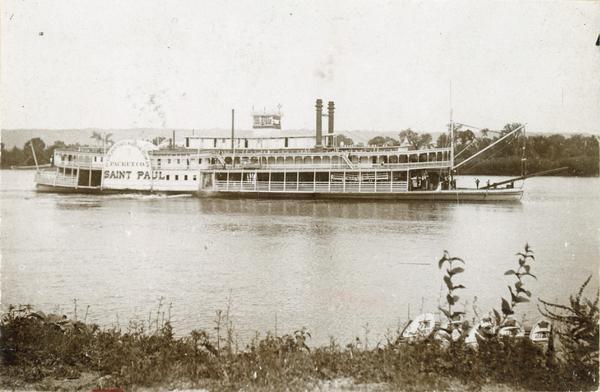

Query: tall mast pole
left=449, top=81, right=455, bottom=183
left=520, top=124, right=527, bottom=177
left=30, top=140, right=40, bottom=172
left=450, top=114, right=454, bottom=169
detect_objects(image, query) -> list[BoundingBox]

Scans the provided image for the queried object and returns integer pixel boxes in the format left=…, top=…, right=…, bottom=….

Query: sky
left=1, top=0, right=599, bottom=134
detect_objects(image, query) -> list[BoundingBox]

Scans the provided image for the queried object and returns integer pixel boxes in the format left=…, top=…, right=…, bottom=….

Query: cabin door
left=78, top=169, right=90, bottom=186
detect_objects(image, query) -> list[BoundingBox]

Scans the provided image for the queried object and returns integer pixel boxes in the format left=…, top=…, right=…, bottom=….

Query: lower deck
left=199, top=169, right=523, bottom=201
left=206, top=168, right=447, bottom=193
left=34, top=166, right=523, bottom=202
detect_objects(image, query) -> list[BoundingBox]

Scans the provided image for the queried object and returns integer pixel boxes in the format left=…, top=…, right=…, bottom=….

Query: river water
left=1, top=170, right=598, bottom=345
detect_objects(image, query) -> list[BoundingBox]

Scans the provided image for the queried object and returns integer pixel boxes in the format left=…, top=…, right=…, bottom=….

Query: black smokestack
left=327, top=101, right=334, bottom=147
left=315, top=99, right=323, bottom=148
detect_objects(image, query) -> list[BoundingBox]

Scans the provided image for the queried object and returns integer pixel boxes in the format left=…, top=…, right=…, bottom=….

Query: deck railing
left=55, top=147, right=106, bottom=154
left=35, top=171, right=78, bottom=187
left=54, top=157, right=104, bottom=169
left=213, top=180, right=409, bottom=193
left=208, top=160, right=450, bottom=171
left=205, top=146, right=451, bottom=156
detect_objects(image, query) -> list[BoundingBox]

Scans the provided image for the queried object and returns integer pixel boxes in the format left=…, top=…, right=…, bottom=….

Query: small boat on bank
left=465, top=313, right=498, bottom=348
left=400, top=313, right=438, bottom=342
left=433, top=320, right=467, bottom=347
left=498, top=316, right=526, bottom=338
left=529, top=318, right=552, bottom=345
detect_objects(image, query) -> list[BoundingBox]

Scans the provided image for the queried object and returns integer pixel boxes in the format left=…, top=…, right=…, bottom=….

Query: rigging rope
left=456, top=132, right=520, bottom=174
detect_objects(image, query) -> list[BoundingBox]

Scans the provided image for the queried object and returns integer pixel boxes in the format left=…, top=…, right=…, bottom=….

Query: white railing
left=213, top=180, right=409, bottom=193
left=54, top=158, right=104, bottom=169
left=35, top=171, right=78, bottom=187
left=205, top=146, right=451, bottom=156
left=208, top=160, right=450, bottom=171
left=55, top=147, right=105, bottom=154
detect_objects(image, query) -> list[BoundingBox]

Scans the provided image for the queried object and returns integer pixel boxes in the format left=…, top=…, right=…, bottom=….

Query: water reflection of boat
left=196, top=198, right=457, bottom=222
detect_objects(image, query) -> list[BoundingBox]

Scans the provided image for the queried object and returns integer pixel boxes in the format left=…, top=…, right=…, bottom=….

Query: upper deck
left=54, top=147, right=106, bottom=169
left=203, top=146, right=451, bottom=171
left=52, top=144, right=452, bottom=172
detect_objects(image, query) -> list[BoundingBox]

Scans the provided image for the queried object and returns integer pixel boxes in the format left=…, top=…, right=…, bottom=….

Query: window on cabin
left=198, top=158, right=202, bottom=164
left=184, top=175, right=188, bottom=181
left=193, top=175, right=197, bottom=181
left=168, top=159, right=171, bottom=164
left=166, top=175, right=170, bottom=180
left=175, top=175, right=179, bottom=180
left=177, top=159, right=180, bottom=164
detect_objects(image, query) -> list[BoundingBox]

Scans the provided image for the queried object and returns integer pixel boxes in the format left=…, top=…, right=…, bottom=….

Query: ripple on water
left=1, top=171, right=598, bottom=345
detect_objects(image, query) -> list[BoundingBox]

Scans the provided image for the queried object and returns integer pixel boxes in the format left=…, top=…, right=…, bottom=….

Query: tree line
left=367, top=124, right=599, bottom=176
left=2, top=128, right=598, bottom=176
left=0, top=132, right=114, bottom=169
left=1, top=138, right=64, bottom=168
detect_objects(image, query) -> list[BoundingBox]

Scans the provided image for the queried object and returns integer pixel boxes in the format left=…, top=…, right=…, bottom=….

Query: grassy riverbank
left=2, top=247, right=597, bottom=391
left=0, top=306, right=597, bottom=391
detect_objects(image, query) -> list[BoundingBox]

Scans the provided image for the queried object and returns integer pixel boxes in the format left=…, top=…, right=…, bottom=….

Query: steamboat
left=34, top=100, right=526, bottom=201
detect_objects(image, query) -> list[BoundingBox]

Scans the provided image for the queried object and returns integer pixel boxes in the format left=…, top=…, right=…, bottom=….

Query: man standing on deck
left=475, top=178, right=480, bottom=189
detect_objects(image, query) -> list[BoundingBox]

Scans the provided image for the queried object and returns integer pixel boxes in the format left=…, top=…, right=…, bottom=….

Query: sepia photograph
left=1, top=0, right=599, bottom=391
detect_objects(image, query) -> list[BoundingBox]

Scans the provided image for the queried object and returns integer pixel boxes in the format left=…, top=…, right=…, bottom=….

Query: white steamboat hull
left=199, top=188, right=523, bottom=202
left=35, top=183, right=195, bottom=195
left=36, top=183, right=522, bottom=201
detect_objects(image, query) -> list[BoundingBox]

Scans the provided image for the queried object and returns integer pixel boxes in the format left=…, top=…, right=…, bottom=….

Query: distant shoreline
left=1, top=128, right=599, bottom=149
left=2, top=130, right=598, bottom=176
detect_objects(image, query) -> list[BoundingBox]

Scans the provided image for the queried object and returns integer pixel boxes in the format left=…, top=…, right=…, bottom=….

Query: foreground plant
left=2, top=244, right=599, bottom=391
left=498, top=243, right=536, bottom=321
left=539, top=275, right=599, bottom=386
left=437, top=251, right=467, bottom=342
